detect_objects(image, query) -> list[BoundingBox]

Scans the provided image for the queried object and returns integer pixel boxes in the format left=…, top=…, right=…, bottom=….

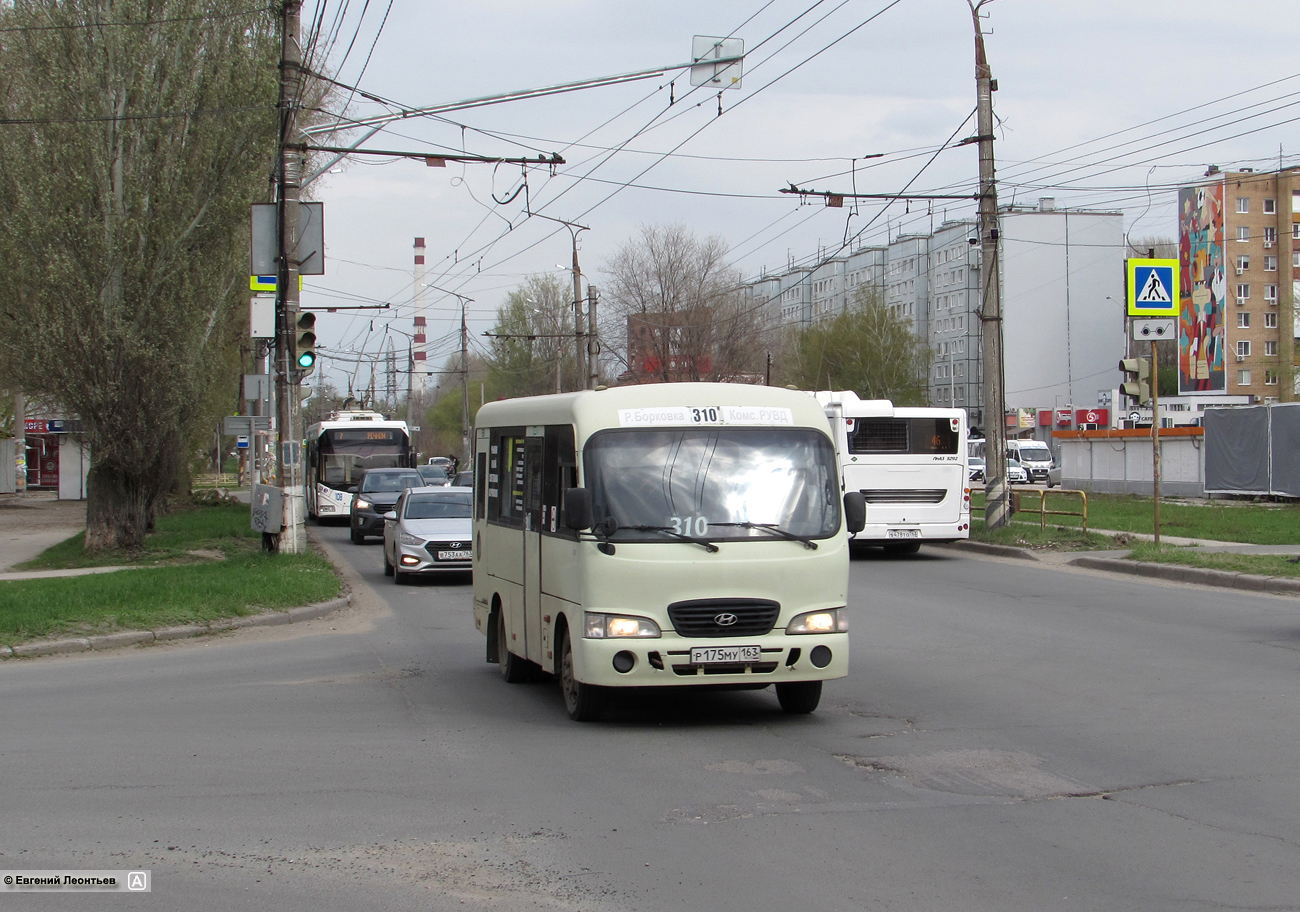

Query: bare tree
left=601, top=225, right=764, bottom=384
left=0, top=1, right=281, bottom=549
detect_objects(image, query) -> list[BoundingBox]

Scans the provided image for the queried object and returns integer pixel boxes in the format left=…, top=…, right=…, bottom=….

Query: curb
left=0, top=596, right=351, bottom=660
left=939, top=540, right=1040, bottom=561
left=1069, top=556, right=1300, bottom=596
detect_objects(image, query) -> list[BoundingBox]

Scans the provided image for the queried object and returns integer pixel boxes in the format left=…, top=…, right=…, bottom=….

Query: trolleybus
left=472, top=383, right=865, bottom=721
left=304, top=410, right=414, bottom=520
left=815, top=390, right=970, bottom=553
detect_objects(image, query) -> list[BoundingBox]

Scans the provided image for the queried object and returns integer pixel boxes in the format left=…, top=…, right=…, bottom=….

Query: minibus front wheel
left=776, top=680, right=823, bottom=714
left=558, top=626, right=604, bottom=723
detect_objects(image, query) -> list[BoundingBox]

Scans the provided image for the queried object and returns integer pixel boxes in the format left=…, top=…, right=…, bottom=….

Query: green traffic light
left=297, top=351, right=316, bottom=369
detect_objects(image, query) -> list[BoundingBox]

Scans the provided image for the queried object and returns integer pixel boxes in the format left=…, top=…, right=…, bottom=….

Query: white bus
left=304, top=410, right=414, bottom=520
left=815, top=391, right=970, bottom=553
left=471, top=383, right=865, bottom=721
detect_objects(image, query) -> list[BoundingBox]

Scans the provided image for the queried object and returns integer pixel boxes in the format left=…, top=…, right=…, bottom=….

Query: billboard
left=1178, top=183, right=1226, bottom=393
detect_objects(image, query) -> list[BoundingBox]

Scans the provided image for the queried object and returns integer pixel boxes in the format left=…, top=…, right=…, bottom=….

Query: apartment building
left=1180, top=166, right=1300, bottom=401
left=741, top=202, right=1125, bottom=430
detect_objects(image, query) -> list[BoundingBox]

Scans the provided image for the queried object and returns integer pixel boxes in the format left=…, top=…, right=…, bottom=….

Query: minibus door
left=522, top=435, right=544, bottom=664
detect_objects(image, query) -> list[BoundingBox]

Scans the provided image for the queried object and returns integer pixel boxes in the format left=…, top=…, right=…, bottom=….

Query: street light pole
left=530, top=212, right=590, bottom=390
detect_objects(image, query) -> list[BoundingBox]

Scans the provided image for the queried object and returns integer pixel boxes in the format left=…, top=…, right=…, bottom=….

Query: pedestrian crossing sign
left=1127, top=258, right=1179, bottom=316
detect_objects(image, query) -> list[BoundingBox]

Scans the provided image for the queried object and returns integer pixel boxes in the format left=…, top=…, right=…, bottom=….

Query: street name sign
left=223, top=416, right=272, bottom=436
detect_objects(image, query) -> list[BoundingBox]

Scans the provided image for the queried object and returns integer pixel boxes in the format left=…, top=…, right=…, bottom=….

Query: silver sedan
left=382, top=486, right=473, bottom=583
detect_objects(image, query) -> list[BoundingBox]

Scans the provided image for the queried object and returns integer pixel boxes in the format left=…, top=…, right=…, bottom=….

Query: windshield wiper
left=627, top=525, right=719, bottom=553
left=711, top=522, right=818, bottom=550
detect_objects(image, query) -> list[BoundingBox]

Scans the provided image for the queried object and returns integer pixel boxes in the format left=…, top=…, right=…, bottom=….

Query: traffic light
left=1118, top=357, right=1151, bottom=405
left=292, top=310, right=317, bottom=373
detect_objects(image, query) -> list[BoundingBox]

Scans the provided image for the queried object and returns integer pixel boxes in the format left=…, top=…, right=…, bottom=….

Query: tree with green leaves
left=486, top=274, right=581, bottom=399
left=779, top=288, right=932, bottom=404
left=0, top=1, right=281, bottom=549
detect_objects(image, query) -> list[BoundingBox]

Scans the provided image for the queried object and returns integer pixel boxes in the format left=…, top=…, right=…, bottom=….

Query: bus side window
left=488, top=428, right=526, bottom=529
left=475, top=451, right=487, bottom=521
left=542, top=425, right=577, bottom=537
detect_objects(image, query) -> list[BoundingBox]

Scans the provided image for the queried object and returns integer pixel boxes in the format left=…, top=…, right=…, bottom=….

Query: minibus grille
left=667, top=599, right=780, bottom=637
left=859, top=488, right=947, bottom=504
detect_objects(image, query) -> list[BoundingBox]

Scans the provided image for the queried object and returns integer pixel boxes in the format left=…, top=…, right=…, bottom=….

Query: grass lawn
left=0, top=501, right=340, bottom=648
left=1125, top=543, right=1300, bottom=578
left=971, top=489, right=1300, bottom=546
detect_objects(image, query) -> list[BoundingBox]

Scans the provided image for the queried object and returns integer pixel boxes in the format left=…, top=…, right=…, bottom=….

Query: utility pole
left=969, top=0, right=1009, bottom=530
left=586, top=285, right=600, bottom=389
left=461, top=297, right=471, bottom=468
left=273, top=0, right=306, bottom=553
left=13, top=391, right=25, bottom=496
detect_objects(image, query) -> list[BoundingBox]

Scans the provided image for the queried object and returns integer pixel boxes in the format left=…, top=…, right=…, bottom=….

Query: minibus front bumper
left=574, top=631, right=849, bottom=688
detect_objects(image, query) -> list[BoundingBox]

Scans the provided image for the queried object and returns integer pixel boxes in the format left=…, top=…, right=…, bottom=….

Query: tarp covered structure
left=1204, top=403, right=1300, bottom=497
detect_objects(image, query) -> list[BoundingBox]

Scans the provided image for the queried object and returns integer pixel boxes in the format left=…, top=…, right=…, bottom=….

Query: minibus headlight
left=786, top=608, right=848, bottom=635
left=584, top=613, right=661, bottom=638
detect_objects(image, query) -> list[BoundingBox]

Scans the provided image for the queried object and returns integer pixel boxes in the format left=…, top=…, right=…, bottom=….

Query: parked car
left=1006, top=458, right=1029, bottom=485
left=416, top=464, right=450, bottom=486
left=349, top=468, right=424, bottom=543
left=968, top=456, right=985, bottom=483
left=1047, top=460, right=1062, bottom=488
left=382, top=486, right=473, bottom=582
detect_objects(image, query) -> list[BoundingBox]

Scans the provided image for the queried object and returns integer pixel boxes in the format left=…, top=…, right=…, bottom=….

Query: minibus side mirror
left=563, top=487, right=593, bottom=531
left=843, top=491, right=866, bottom=534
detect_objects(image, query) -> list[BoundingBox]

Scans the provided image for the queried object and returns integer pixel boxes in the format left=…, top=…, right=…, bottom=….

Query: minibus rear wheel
left=776, top=680, right=822, bottom=714
left=558, top=626, right=604, bottom=722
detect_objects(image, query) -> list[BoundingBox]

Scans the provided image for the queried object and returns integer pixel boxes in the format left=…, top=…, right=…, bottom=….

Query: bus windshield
left=315, top=428, right=408, bottom=489
left=585, top=428, right=840, bottom=543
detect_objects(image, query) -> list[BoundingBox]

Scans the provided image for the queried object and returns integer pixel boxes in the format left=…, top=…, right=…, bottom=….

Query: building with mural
left=1179, top=166, right=1299, bottom=400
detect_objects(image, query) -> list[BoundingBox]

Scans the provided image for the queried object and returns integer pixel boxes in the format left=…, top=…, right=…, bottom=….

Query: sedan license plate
left=435, top=549, right=472, bottom=561
left=690, top=645, right=762, bottom=665
left=887, top=528, right=921, bottom=539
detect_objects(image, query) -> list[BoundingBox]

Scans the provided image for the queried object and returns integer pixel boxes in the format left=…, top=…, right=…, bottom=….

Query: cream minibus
left=471, top=383, right=865, bottom=721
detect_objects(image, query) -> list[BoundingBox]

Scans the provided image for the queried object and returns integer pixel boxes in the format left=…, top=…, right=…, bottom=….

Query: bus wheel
left=776, top=680, right=823, bottom=714
left=559, top=627, right=603, bottom=722
left=496, top=611, right=530, bottom=684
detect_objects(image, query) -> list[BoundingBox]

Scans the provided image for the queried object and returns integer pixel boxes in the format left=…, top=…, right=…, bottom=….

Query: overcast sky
left=299, top=0, right=1300, bottom=396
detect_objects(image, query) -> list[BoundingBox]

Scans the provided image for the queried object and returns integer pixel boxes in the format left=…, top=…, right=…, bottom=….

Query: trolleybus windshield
left=584, top=427, right=840, bottom=544
left=315, top=428, right=408, bottom=489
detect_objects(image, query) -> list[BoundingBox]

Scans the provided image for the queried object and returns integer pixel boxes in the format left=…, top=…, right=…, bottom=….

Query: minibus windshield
left=585, top=428, right=840, bottom=543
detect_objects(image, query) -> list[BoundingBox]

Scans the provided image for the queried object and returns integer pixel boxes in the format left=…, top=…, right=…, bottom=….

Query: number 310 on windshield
left=671, top=516, right=709, bottom=537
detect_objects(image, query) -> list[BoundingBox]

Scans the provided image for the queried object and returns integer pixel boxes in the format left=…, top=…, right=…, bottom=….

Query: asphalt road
left=3, top=523, right=1299, bottom=911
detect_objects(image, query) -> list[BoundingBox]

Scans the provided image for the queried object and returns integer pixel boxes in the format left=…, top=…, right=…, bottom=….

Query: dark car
left=452, top=470, right=473, bottom=487
left=350, top=468, right=423, bottom=543
left=416, top=464, right=450, bottom=486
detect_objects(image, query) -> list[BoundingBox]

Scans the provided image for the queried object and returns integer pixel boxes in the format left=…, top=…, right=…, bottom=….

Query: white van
left=1005, top=438, right=1056, bottom=487
left=471, top=383, right=866, bottom=721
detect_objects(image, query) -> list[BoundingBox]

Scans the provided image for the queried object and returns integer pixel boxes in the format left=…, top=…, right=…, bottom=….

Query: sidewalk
left=946, top=526, right=1300, bottom=597
left=0, top=493, right=88, bottom=575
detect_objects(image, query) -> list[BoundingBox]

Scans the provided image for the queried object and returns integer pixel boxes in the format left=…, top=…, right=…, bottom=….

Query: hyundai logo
left=714, top=612, right=739, bottom=627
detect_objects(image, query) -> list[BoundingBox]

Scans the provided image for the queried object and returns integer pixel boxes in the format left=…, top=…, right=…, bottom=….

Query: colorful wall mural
left=1178, top=183, right=1226, bottom=393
